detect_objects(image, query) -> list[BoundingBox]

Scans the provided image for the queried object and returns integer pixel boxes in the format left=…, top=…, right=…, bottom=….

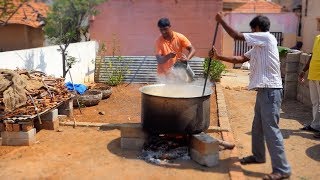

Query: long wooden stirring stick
left=202, top=22, right=220, bottom=96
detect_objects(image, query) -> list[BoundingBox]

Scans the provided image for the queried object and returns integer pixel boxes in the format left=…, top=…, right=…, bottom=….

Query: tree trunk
left=61, top=48, right=67, bottom=78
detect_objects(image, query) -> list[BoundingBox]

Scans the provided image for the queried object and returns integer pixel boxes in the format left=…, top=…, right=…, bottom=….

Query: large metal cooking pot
left=139, top=84, right=213, bottom=134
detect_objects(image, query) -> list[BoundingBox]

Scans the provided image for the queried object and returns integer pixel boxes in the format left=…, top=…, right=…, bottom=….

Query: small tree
left=44, top=0, right=106, bottom=78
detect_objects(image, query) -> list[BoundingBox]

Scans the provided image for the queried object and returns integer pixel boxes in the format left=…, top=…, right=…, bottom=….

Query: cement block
left=190, top=148, right=219, bottom=167
left=2, top=136, right=35, bottom=146
left=296, top=93, right=303, bottom=103
left=41, top=109, right=58, bottom=121
left=120, top=137, right=145, bottom=150
left=285, top=62, right=299, bottom=73
left=284, top=81, right=297, bottom=90
left=58, top=100, right=73, bottom=117
left=120, top=123, right=147, bottom=138
left=190, top=132, right=219, bottom=155
left=286, top=52, right=301, bottom=63
left=1, top=128, right=36, bottom=139
left=285, top=73, right=298, bottom=82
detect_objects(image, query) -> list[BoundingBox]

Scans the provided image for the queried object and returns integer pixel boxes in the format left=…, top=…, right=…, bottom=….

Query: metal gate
left=234, top=32, right=283, bottom=56
left=233, top=32, right=283, bottom=68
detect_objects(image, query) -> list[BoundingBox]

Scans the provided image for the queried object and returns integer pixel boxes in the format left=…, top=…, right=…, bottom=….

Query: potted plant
left=203, top=57, right=226, bottom=82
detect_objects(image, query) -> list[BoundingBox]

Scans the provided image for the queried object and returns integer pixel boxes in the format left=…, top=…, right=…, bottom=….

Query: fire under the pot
left=139, top=134, right=190, bottom=165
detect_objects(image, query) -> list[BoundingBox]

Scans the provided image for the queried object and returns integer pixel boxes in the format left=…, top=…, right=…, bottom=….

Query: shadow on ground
left=106, top=137, right=232, bottom=174
left=306, top=144, right=320, bottom=162
left=281, top=100, right=312, bottom=126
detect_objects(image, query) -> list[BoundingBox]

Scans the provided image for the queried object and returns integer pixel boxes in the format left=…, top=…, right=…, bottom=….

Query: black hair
left=157, top=18, right=171, bottom=28
left=249, top=15, right=270, bottom=32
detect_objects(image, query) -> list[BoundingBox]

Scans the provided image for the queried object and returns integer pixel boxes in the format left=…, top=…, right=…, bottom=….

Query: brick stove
left=120, top=123, right=219, bottom=167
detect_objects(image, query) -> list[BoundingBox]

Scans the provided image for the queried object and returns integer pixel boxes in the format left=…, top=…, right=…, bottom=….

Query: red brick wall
left=90, top=0, right=223, bottom=57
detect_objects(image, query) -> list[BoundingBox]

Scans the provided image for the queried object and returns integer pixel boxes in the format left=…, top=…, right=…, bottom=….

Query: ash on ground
left=139, top=134, right=191, bottom=165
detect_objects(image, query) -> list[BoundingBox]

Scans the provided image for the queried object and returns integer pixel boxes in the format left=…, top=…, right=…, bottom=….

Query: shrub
left=203, top=57, right=226, bottom=81
left=105, top=56, right=129, bottom=86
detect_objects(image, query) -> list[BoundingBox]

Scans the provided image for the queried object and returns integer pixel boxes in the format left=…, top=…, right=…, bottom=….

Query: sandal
left=300, top=125, right=319, bottom=132
left=239, top=155, right=265, bottom=165
left=263, top=173, right=290, bottom=180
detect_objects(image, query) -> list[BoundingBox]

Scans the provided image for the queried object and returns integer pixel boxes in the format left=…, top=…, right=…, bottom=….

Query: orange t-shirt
left=155, top=31, right=191, bottom=74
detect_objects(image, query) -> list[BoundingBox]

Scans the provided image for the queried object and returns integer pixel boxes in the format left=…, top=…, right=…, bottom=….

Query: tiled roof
left=232, top=0, right=282, bottom=13
left=0, top=0, right=48, bottom=28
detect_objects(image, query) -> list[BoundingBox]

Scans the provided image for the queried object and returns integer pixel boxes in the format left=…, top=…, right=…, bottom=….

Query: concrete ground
left=221, top=69, right=320, bottom=180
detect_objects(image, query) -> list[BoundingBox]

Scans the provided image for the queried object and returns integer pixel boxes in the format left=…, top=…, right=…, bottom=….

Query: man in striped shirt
left=209, top=12, right=291, bottom=180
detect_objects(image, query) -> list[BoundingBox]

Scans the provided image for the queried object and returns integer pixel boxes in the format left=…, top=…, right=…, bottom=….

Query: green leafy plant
left=105, top=56, right=129, bottom=86
left=278, top=46, right=290, bottom=58
left=203, top=57, right=226, bottom=81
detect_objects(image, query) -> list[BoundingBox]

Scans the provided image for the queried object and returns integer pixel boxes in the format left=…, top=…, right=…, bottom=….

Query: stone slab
left=58, top=100, right=73, bottom=117
left=120, top=123, right=147, bottom=138
left=41, top=109, right=58, bottom=121
left=190, top=148, right=219, bottom=167
left=190, top=132, right=219, bottom=155
left=2, top=136, right=35, bottom=146
left=1, top=128, right=36, bottom=139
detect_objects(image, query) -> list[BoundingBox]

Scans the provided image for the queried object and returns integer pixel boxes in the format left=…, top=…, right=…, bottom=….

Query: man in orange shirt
left=155, top=18, right=196, bottom=76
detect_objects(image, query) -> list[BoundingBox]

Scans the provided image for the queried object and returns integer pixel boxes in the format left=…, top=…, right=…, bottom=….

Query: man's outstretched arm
left=216, top=12, right=245, bottom=41
left=209, top=46, right=249, bottom=64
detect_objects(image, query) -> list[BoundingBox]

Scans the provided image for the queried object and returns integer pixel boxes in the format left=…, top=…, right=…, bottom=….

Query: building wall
left=90, top=0, right=223, bottom=57
left=222, top=13, right=298, bottom=67
left=0, top=24, right=44, bottom=52
left=0, top=41, right=97, bottom=83
left=301, top=0, right=320, bottom=53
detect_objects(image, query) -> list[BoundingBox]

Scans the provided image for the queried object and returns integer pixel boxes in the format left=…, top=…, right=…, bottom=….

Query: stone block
left=300, top=53, right=306, bottom=64
left=300, top=53, right=311, bottom=64
left=58, top=100, right=73, bottom=117
left=284, top=81, right=297, bottom=99
left=1, top=128, right=36, bottom=139
left=285, top=73, right=298, bottom=82
left=34, top=119, right=59, bottom=130
left=120, top=137, right=145, bottom=150
left=12, top=124, right=20, bottom=132
left=190, top=148, right=219, bottom=167
left=286, top=52, right=301, bottom=63
left=298, top=63, right=304, bottom=72
left=190, top=132, right=219, bottom=155
left=296, top=93, right=303, bottom=103
left=41, top=109, right=58, bottom=121
left=120, top=123, right=147, bottom=138
left=285, top=62, right=299, bottom=73
left=2, top=136, right=35, bottom=146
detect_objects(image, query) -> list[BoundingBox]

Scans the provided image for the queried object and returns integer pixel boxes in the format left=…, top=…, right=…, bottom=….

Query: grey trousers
left=309, top=80, right=320, bottom=131
left=252, top=88, right=291, bottom=174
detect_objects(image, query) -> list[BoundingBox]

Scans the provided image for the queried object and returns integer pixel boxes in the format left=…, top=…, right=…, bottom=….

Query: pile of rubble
left=0, top=69, right=72, bottom=120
